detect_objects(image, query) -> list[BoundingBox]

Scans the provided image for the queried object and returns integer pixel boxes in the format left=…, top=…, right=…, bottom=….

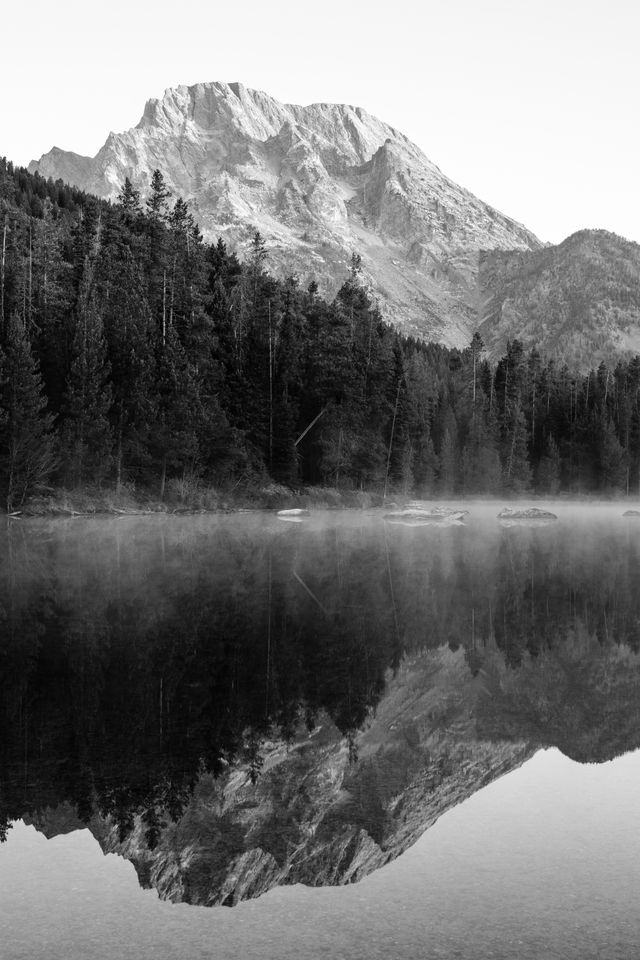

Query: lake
left=1, top=502, right=639, bottom=958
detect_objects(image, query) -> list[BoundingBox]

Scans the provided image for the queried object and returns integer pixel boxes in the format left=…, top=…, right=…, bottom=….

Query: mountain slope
left=29, top=81, right=541, bottom=345
left=478, top=230, right=640, bottom=369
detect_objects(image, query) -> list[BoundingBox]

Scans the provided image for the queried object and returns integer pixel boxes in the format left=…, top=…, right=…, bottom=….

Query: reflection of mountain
left=2, top=511, right=640, bottom=903
left=84, top=648, right=531, bottom=906
left=478, top=635, right=640, bottom=763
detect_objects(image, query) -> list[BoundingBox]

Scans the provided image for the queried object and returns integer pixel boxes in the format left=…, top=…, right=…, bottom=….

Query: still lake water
left=1, top=502, right=640, bottom=958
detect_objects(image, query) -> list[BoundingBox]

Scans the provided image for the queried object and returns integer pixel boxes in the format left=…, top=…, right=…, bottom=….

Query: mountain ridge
left=478, top=228, right=640, bottom=368
left=29, top=80, right=541, bottom=345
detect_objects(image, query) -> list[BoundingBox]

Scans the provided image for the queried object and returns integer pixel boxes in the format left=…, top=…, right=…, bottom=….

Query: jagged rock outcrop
left=29, top=81, right=541, bottom=345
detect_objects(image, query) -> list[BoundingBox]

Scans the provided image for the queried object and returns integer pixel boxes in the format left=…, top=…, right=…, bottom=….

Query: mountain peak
left=29, top=80, right=541, bottom=344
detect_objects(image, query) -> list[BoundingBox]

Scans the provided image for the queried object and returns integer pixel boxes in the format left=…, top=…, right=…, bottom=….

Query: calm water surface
left=1, top=502, right=639, bottom=958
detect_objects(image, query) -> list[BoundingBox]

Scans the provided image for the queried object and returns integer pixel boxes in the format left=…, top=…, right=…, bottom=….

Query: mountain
left=478, top=230, right=640, bottom=369
left=29, top=81, right=541, bottom=345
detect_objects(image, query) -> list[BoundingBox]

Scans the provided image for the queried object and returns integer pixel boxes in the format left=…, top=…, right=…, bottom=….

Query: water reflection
left=1, top=506, right=640, bottom=904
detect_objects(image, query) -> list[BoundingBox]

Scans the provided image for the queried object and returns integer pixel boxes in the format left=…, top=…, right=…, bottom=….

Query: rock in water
left=384, top=506, right=469, bottom=525
left=28, top=81, right=540, bottom=346
left=277, top=508, right=310, bottom=522
left=497, top=507, right=558, bottom=527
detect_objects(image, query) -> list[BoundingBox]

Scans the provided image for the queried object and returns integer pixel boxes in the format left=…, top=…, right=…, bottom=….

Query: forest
left=1, top=157, right=639, bottom=511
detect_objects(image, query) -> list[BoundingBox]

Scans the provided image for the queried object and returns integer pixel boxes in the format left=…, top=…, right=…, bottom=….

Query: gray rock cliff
left=29, top=81, right=541, bottom=345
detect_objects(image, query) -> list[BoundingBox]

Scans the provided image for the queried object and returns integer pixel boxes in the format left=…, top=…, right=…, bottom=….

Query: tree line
left=1, top=157, right=640, bottom=510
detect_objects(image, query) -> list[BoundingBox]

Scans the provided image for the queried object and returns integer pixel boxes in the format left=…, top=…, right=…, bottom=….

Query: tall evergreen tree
left=0, top=312, right=56, bottom=510
left=145, top=170, right=171, bottom=221
left=118, top=178, right=141, bottom=219
left=60, top=283, right=113, bottom=485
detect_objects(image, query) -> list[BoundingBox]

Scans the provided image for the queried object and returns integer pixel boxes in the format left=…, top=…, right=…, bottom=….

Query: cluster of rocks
left=497, top=507, right=558, bottom=527
left=277, top=503, right=640, bottom=527
left=383, top=504, right=469, bottom=526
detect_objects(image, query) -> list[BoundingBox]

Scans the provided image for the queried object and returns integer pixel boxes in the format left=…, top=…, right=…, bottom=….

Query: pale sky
left=1, top=0, right=638, bottom=245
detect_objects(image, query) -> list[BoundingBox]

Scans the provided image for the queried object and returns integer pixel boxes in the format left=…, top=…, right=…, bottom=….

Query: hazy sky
left=2, top=0, right=638, bottom=245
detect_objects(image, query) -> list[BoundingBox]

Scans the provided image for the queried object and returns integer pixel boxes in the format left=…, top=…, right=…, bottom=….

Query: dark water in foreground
left=1, top=502, right=640, bottom=958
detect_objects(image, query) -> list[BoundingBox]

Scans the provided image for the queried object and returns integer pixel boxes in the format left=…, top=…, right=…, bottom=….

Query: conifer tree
left=502, top=401, right=532, bottom=492
left=438, top=428, right=458, bottom=494
left=596, top=416, right=627, bottom=492
left=462, top=404, right=502, bottom=493
left=145, top=170, right=171, bottom=221
left=152, top=323, right=201, bottom=499
left=118, top=178, right=142, bottom=220
left=0, top=312, right=56, bottom=510
left=60, top=285, right=113, bottom=485
left=536, top=435, right=561, bottom=494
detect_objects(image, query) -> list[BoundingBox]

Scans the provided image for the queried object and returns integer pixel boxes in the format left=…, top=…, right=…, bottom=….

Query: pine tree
left=536, top=435, right=561, bottom=494
left=597, top=416, right=627, bottom=492
left=438, top=428, right=458, bottom=494
left=60, top=285, right=113, bottom=485
left=0, top=312, right=56, bottom=510
left=118, top=178, right=141, bottom=219
left=152, top=324, right=201, bottom=499
left=470, top=331, right=484, bottom=407
left=145, top=170, right=171, bottom=221
left=501, top=401, right=532, bottom=493
left=462, top=405, right=502, bottom=494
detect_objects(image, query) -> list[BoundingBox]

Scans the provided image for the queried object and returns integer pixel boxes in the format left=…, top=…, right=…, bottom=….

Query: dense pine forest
left=1, top=157, right=639, bottom=511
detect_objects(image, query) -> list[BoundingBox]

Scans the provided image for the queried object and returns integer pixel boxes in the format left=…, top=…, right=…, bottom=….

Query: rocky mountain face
left=29, top=81, right=541, bottom=345
left=478, top=230, right=640, bottom=370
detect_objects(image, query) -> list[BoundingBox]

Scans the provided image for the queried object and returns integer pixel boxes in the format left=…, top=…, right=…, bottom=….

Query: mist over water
left=1, top=501, right=640, bottom=958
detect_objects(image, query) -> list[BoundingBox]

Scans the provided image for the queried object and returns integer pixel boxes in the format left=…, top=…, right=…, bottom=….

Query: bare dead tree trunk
left=1, top=217, right=7, bottom=334
left=473, top=353, right=477, bottom=406
left=169, top=255, right=176, bottom=328
left=159, top=454, right=167, bottom=501
left=384, top=378, right=402, bottom=500
left=268, top=300, right=273, bottom=473
left=115, top=405, right=124, bottom=495
left=162, top=270, right=167, bottom=347
left=28, top=220, right=33, bottom=328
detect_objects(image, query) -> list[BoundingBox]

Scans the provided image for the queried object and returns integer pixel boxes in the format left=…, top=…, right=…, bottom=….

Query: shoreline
left=3, top=483, right=639, bottom=520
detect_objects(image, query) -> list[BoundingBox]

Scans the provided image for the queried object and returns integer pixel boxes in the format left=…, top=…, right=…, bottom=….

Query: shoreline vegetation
left=3, top=160, right=640, bottom=516
left=6, top=482, right=640, bottom=520
left=6, top=482, right=382, bottom=518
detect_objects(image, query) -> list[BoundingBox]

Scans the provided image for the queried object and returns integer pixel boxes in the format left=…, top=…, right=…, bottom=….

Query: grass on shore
left=10, top=480, right=386, bottom=518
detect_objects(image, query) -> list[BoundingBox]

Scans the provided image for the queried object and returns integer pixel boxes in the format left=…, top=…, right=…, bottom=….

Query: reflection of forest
left=1, top=512, right=640, bottom=900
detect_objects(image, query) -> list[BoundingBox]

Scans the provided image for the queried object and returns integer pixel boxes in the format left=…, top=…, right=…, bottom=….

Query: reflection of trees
left=0, top=520, right=396, bottom=844
left=2, top=516, right=640, bottom=846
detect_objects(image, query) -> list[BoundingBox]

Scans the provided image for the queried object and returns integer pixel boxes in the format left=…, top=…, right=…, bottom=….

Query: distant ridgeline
left=1, top=157, right=640, bottom=509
